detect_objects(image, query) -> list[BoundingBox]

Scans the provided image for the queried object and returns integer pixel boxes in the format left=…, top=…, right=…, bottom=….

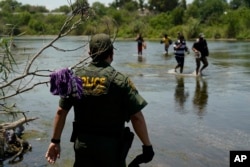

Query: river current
left=1, top=36, right=250, bottom=167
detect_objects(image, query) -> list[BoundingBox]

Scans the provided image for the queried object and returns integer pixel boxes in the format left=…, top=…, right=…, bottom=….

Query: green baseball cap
left=89, top=33, right=114, bottom=57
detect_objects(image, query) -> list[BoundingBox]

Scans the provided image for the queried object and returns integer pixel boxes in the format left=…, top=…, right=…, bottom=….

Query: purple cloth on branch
left=49, top=68, right=82, bottom=99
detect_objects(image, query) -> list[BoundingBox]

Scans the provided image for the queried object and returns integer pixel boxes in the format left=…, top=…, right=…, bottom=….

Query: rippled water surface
left=2, top=36, right=250, bottom=167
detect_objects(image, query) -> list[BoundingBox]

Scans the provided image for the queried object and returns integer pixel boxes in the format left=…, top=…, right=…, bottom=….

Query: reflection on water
left=192, top=78, right=208, bottom=118
left=174, top=76, right=208, bottom=118
left=174, top=76, right=189, bottom=112
left=2, top=37, right=250, bottom=167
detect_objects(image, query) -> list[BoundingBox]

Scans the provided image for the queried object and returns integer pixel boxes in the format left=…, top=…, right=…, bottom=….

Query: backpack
left=202, top=40, right=209, bottom=56
left=203, top=46, right=209, bottom=56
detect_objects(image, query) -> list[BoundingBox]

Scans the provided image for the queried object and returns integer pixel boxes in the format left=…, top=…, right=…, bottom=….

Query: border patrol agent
left=45, top=33, right=154, bottom=167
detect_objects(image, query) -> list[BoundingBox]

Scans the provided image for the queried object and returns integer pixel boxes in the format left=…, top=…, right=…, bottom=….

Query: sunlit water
left=2, top=36, right=250, bottom=167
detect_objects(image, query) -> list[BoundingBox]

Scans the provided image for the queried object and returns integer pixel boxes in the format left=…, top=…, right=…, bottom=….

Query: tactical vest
left=80, top=66, right=117, bottom=96
left=71, top=65, right=125, bottom=138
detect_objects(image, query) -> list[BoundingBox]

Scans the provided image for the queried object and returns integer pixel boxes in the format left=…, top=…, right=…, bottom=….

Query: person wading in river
left=135, top=33, right=146, bottom=61
left=45, top=33, right=154, bottom=167
left=192, top=33, right=209, bottom=76
left=173, top=35, right=189, bottom=73
left=160, top=34, right=172, bottom=54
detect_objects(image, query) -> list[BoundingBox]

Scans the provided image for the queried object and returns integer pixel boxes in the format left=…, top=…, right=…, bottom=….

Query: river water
left=2, top=36, right=250, bottom=167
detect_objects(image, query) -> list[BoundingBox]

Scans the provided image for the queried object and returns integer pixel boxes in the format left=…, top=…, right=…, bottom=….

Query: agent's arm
left=129, top=111, right=154, bottom=167
left=45, top=107, right=69, bottom=164
left=131, top=111, right=151, bottom=146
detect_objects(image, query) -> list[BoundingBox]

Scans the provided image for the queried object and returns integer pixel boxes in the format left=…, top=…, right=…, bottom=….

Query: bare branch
left=0, top=1, right=119, bottom=119
left=0, top=117, right=39, bottom=131
left=51, top=44, right=87, bottom=52
left=0, top=81, right=49, bottom=100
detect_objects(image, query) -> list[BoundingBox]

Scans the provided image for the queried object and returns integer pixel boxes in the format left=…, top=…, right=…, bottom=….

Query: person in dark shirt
left=136, top=33, right=145, bottom=56
left=192, top=33, right=209, bottom=75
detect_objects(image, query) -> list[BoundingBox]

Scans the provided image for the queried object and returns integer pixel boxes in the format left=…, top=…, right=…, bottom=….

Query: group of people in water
left=136, top=32, right=209, bottom=76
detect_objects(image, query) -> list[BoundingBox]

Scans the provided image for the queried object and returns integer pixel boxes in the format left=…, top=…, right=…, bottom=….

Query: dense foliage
left=0, top=0, right=250, bottom=39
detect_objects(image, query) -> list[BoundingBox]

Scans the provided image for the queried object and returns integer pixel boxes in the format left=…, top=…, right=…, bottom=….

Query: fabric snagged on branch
left=49, top=68, right=82, bottom=99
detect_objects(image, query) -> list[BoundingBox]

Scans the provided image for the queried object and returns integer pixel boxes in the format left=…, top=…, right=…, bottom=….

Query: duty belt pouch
left=121, top=127, right=134, bottom=161
left=70, top=121, right=78, bottom=142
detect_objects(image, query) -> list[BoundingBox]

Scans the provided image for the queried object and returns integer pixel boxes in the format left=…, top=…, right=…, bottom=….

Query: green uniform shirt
left=59, top=61, right=147, bottom=133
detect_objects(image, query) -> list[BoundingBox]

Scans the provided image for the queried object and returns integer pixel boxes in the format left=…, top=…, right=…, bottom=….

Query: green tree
left=92, top=2, right=108, bottom=16
left=180, top=0, right=187, bottom=9
left=28, top=18, right=45, bottom=33
left=149, top=12, right=172, bottom=31
left=186, top=3, right=200, bottom=19
left=230, top=0, right=250, bottom=9
left=244, top=0, right=250, bottom=7
left=223, top=11, right=238, bottom=38
left=44, top=14, right=67, bottom=34
left=16, top=11, right=31, bottom=26
left=115, top=0, right=134, bottom=8
left=148, top=0, right=178, bottom=12
left=109, top=0, right=138, bottom=11
left=71, top=0, right=89, bottom=11
left=138, top=0, right=145, bottom=11
left=238, top=7, right=250, bottom=28
left=17, top=4, right=49, bottom=13
left=52, top=5, right=71, bottom=14
left=107, top=8, right=124, bottom=25
left=192, top=0, right=227, bottom=24
left=123, top=1, right=138, bottom=11
left=230, top=0, right=244, bottom=9
left=171, top=7, right=185, bottom=25
left=0, top=0, right=21, bottom=12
